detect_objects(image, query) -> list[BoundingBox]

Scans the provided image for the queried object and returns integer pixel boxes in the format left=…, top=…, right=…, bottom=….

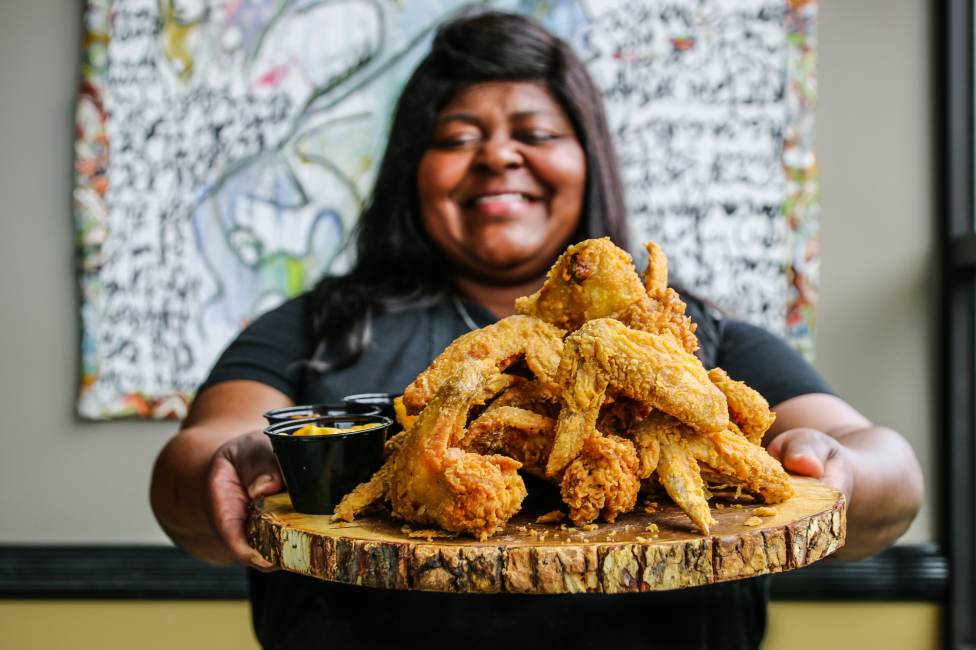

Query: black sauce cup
left=265, top=414, right=392, bottom=514
left=342, top=393, right=402, bottom=434
left=262, top=402, right=381, bottom=426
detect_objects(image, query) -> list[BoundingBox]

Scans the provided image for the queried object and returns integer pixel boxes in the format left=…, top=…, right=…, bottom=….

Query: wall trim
left=0, top=543, right=946, bottom=601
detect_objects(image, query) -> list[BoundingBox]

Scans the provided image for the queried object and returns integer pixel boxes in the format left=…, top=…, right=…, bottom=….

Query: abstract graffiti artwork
left=75, top=0, right=818, bottom=419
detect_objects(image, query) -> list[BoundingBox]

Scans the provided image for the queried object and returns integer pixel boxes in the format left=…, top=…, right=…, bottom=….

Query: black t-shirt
left=202, top=293, right=833, bottom=650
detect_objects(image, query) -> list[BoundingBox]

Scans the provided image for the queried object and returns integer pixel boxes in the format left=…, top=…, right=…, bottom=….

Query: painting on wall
left=74, top=0, right=819, bottom=419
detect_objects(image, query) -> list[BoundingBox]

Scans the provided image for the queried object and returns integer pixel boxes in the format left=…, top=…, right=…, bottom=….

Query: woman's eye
left=432, top=133, right=480, bottom=149
left=517, top=131, right=559, bottom=144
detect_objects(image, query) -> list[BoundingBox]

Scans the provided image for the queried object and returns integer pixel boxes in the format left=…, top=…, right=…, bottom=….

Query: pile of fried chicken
left=334, top=238, right=794, bottom=540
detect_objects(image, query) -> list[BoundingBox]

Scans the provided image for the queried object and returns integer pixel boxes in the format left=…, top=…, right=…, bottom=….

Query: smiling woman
left=149, top=9, right=922, bottom=650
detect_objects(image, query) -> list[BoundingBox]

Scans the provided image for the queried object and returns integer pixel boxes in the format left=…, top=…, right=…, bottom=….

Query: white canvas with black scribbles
left=74, top=0, right=817, bottom=419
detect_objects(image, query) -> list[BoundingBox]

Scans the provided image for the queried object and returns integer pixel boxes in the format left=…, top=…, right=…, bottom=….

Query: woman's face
left=417, top=81, right=586, bottom=285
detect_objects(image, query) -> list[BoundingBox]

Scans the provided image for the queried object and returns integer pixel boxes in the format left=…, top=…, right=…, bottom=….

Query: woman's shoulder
left=253, top=292, right=310, bottom=324
left=715, top=317, right=834, bottom=407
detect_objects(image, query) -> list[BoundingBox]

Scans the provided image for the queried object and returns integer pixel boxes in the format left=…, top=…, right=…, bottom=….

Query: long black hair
left=309, top=10, right=629, bottom=370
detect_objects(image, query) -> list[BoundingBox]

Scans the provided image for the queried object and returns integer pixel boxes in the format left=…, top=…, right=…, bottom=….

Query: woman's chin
left=460, top=249, right=551, bottom=285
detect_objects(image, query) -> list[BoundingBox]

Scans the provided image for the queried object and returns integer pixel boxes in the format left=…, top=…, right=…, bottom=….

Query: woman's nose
left=475, top=134, right=523, bottom=172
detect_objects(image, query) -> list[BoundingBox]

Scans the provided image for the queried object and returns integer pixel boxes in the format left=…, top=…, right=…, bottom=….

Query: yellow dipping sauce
left=292, top=423, right=378, bottom=436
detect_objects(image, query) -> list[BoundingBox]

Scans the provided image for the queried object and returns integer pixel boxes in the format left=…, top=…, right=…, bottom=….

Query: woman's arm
left=763, top=393, right=924, bottom=560
left=149, top=380, right=292, bottom=568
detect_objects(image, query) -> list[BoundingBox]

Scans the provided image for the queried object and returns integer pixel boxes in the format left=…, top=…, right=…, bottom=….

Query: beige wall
left=815, top=0, right=936, bottom=543
left=0, top=1, right=177, bottom=544
left=0, top=601, right=942, bottom=650
left=0, top=0, right=936, bottom=551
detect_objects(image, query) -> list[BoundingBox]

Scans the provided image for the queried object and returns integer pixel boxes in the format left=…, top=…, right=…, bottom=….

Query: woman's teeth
left=473, top=193, right=528, bottom=205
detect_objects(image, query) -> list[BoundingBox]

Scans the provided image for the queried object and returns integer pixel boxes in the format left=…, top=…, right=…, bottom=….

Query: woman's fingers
left=247, top=473, right=283, bottom=500
left=206, top=433, right=279, bottom=571
left=767, top=428, right=854, bottom=502
left=231, top=431, right=284, bottom=498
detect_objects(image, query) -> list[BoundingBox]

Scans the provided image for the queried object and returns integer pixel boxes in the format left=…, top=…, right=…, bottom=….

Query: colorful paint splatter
left=75, top=0, right=820, bottom=419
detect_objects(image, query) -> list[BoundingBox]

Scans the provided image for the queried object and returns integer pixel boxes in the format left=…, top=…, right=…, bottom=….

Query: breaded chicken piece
left=683, top=424, right=795, bottom=504
left=616, top=242, right=699, bottom=354
left=546, top=318, right=728, bottom=476
left=642, top=240, right=669, bottom=297
left=402, top=315, right=564, bottom=414
left=393, top=395, right=417, bottom=432
left=515, top=238, right=698, bottom=353
left=560, top=435, right=641, bottom=526
left=485, top=377, right=561, bottom=418
left=333, top=457, right=395, bottom=522
left=616, top=289, right=699, bottom=355
left=515, top=237, right=647, bottom=331
left=633, top=410, right=716, bottom=534
left=639, top=410, right=793, bottom=506
left=707, top=368, right=777, bottom=444
left=390, top=364, right=527, bottom=540
left=656, top=435, right=716, bottom=534
left=628, top=413, right=662, bottom=479
left=464, top=405, right=556, bottom=478
left=596, top=396, right=654, bottom=437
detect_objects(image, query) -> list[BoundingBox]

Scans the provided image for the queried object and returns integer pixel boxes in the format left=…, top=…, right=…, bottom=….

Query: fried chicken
left=401, top=315, right=564, bottom=414
left=515, top=237, right=647, bottom=331
left=629, top=410, right=793, bottom=532
left=484, top=377, right=561, bottom=418
left=464, top=405, right=556, bottom=478
left=515, top=238, right=699, bottom=354
left=334, top=237, right=796, bottom=540
left=683, top=424, right=794, bottom=504
left=546, top=318, right=728, bottom=477
left=615, top=241, right=699, bottom=353
left=707, top=368, right=777, bottom=444
left=655, top=433, right=716, bottom=534
left=560, top=435, right=641, bottom=526
left=389, top=363, right=527, bottom=540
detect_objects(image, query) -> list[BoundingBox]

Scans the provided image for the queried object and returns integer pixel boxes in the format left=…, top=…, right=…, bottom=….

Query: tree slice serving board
left=247, top=476, right=844, bottom=595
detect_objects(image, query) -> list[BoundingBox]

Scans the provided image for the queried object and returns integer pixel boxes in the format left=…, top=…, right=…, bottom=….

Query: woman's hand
left=150, top=380, right=293, bottom=566
left=766, top=427, right=855, bottom=505
left=764, top=393, right=923, bottom=560
left=206, top=431, right=284, bottom=571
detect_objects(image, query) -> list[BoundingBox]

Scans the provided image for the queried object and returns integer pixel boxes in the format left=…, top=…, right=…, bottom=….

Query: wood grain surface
left=247, top=476, right=845, bottom=594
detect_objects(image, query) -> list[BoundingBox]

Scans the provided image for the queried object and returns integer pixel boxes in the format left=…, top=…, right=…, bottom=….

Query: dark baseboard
left=0, top=545, right=247, bottom=599
left=769, top=543, right=946, bottom=601
left=0, top=543, right=946, bottom=601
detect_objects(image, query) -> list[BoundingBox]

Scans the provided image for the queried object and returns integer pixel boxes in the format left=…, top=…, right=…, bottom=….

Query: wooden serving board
left=247, top=476, right=844, bottom=595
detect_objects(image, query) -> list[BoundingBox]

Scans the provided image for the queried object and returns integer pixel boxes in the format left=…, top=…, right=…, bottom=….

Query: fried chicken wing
left=656, top=434, right=716, bottom=534
left=546, top=318, right=728, bottom=476
left=636, top=411, right=793, bottom=506
left=683, top=424, right=794, bottom=504
left=390, top=364, right=527, bottom=540
left=515, top=237, right=647, bottom=331
left=707, top=368, right=777, bottom=444
left=333, top=458, right=395, bottom=522
left=402, top=315, right=564, bottom=414
left=630, top=410, right=715, bottom=534
left=515, top=238, right=699, bottom=353
left=642, top=240, right=669, bottom=297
